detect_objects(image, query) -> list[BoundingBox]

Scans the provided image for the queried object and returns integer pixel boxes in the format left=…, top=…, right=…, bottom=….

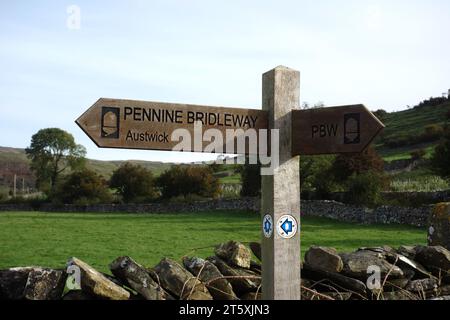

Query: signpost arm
left=261, top=66, right=301, bottom=300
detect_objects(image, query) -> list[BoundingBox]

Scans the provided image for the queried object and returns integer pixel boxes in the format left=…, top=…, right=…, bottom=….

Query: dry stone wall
left=1, top=241, right=450, bottom=300
left=0, top=198, right=440, bottom=228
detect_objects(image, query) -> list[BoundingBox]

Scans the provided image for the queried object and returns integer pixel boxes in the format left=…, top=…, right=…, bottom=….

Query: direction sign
left=291, top=104, right=384, bottom=156
left=76, top=66, right=386, bottom=301
left=76, top=98, right=267, bottom=155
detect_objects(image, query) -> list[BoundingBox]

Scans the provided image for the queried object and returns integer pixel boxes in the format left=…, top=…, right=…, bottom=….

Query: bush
left=431, top=129, right=450, bottom=178
left=313, top=168, right=339, bottom=199
left=331, top=145, right=384, bottom=182
left=240, top=162, right=261, bottom=197
left=300, top=155, right=334, bottom=191
left=110, top=163, right=156, bottom=203
left=410, top=149, right=426, bottom=161
left=157, top=165, right=220, bottom=199
left=373, top=109, right=388, bottom=121
left=414, top=96, right=449, bottom=109
left=0, top=191, right=8, bottom=203
left=344, top=171, right=387, bottom=207
left=53, top=169, right=112, bottom=205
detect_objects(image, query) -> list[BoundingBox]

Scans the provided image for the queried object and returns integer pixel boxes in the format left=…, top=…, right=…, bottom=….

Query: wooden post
left=261, top=66, right=301, bottom=300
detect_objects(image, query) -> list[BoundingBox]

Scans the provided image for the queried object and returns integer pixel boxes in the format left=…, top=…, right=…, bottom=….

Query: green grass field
left=0, top=211, right=426, bottom=273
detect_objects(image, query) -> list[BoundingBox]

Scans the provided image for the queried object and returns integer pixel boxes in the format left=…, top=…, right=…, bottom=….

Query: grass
left=379, top=144, right=435, bottom=162
left=0, top=211, right=426, bottom=273
left=219, top=173, right=241, bottom=184
left=389, top=164, right=450, bottom=192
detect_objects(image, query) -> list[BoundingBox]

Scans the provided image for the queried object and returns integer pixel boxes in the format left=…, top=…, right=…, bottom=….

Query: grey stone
left=215, top=241, right=251, bottom=269
left=405, top=278, right=438, bottom=292
left=429, top=295, right=450, bottom=300
left=182, top=257, right=237, bottom=300
left=340, top=250, right=404, bottom=280
left=153, top=258, right=212, bottom=300
left=240, top=292, right=261, bottom=300
left=305, top=246, right=343, bottom=273
left=381, top=290, right=419, bottom=300
left=0, top=267, right=33, bottom=300
left=249, top=261, right=261, bottom=275
left=301, top=287, right=352, bottom=300
left=428, top=203, right=450, bottom=250
left=68, top=257, right=130, bottom=300
left=23, top=268, right=67, bottom=300
left=249, top=242, right=261, bottom=261
left=110, top=256, right=168, bottom=300
left=302, top=265, right=367, bottom=297
left=438, top=285, right=450, bottom=296
left=383, top=278, right=409, bottom=290
left=415, top=246, right=450, bottom=275
left=207, top=256, right=261, bottom=295
left=396, top=254, right=435, bottom=280
left=325, top=292, right=353, bottom=300
left=397, top=245, right=419, bottom=260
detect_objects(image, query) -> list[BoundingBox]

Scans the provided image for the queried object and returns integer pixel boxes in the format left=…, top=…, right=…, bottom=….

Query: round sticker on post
left=262, top=214, right=273, bottom=238
left=276, top=215, right=298, bottom=239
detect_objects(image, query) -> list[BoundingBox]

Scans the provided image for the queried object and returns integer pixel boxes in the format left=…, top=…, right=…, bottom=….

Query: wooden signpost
left=76, top=66, right=384, bottom=300
left=76, top=98, right=267, bottom=154
left=292, top=104, right=385, bottom=155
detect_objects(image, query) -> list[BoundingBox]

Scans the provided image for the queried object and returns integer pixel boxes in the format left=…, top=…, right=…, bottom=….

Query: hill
left=0, top=146, right=172, bottom=193
left=1, top=99, right=449, bottom=193
left=375, top=101, right=450, bottom=161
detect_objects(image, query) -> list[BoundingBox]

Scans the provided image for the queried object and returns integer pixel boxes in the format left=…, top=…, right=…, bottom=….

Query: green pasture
left=0, top=211, right=426, bottom=273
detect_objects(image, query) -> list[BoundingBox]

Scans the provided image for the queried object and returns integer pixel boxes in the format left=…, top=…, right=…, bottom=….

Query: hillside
left=1, top=100, right=449, bottom=193
left=0, top=146, right=172, bottom=193
left=375, top=101, right=450, bottom=161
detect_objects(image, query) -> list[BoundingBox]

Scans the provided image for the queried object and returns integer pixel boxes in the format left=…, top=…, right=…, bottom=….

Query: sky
left=1, top=0, right=449, bottom=163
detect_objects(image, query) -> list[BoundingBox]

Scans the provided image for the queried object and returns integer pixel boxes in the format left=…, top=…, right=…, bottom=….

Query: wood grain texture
left=76, top=98, right=268, bottom=155
left=291, top=105, right=384, bottom=155
left=261, top=66, right=301, bottom=300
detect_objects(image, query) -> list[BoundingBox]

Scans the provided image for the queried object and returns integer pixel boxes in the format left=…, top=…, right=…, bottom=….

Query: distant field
left=0, top=211, right=426, bottom=273
left=379, top=144, right=435, bottom=162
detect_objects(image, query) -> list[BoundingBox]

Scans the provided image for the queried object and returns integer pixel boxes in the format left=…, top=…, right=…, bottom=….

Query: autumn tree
left=157, top=165, right=220, bottom=199
left=54, top=168, right=112, bottom=205
left=109, top=163, right=156, bottom=203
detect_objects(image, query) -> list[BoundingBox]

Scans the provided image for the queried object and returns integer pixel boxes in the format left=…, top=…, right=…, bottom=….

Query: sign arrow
left=75, top=98, right=267, bottom=154
left=291, top=104, right=385, bottom=155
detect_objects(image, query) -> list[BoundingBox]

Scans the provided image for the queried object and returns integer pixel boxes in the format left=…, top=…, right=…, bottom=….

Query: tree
left=373, top=109, right=388, bottom=122
left=344, top=171, right=387, bottom=207
left=330, top=145, right=384, bottom=182
left=25, top=128, right=86, bottom=194
left=240, top=162, right=261, bottom=197
left=157, top=165, right=220, bottom=199
left=109, top=163, right=156, bottom=203
left=410, top=149, right=426, bottom=161
left=300, top=155, right=336, bottom=198
left=300, top=155, right=334, bottom=190
left=54, top=169, right=112, bottom=205
left=431, top=129, right=450, bottom=178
